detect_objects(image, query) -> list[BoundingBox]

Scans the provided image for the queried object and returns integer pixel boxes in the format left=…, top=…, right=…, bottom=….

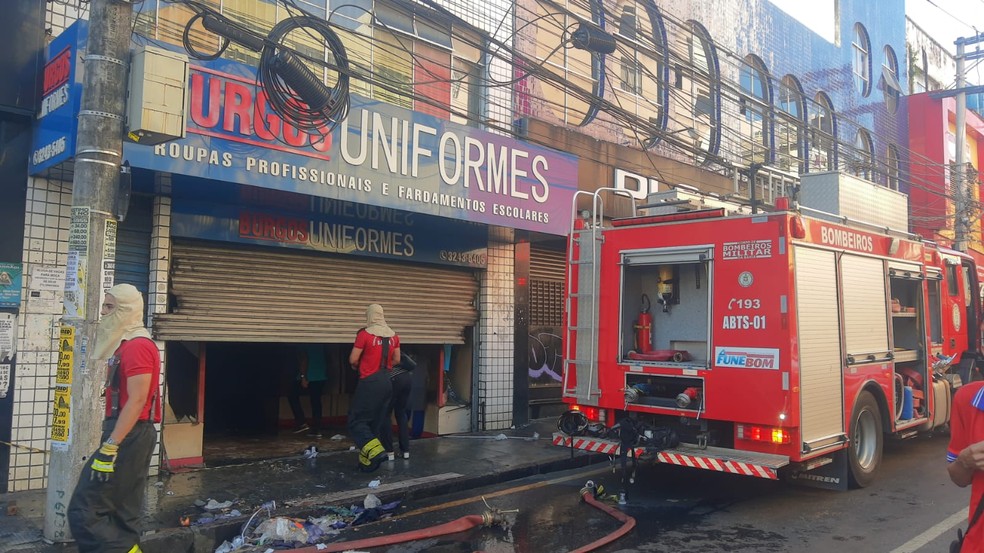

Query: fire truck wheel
left=848, top=390, right=883, bottom=488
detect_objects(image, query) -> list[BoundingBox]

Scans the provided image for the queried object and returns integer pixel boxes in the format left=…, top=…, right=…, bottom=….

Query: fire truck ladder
left=563, top=188, right=633, bottom=403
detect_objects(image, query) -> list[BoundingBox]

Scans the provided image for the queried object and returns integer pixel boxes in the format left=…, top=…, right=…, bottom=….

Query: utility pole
left=953, top=31, right=984, bottom=252
left=954, top=37, right=968, bottom=251
left=44, top=0, right=131, bottom=542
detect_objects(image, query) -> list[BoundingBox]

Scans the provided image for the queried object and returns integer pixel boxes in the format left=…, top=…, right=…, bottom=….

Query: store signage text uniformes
left=137, top=62, right=577, bottom=235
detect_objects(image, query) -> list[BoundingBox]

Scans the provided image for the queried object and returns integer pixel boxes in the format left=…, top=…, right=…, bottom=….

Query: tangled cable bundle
left=177, top=1, right=349, bottom=136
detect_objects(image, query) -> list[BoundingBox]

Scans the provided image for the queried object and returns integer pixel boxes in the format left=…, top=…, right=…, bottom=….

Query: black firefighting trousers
left=68, top=420, right=156, bottom=553
left=347, top=370, right=393, bottom=450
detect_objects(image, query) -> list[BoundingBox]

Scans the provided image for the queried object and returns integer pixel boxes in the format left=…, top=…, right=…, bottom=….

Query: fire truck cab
left=555, top=183, right=982, bottom=489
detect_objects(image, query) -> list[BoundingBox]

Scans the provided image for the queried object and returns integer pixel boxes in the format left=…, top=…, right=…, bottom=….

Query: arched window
left=852, top=23, right=872, bottom=96
left=684, top=20, right=720, bottom=160
left=887, top=144, right=901, bottom=190
left=533, top=0, right=598, bottom=125
left=738, top=54, right=771, bottom=164
left=808, top=92, right=836, bottom=171
left=611, top=0, right=669, bottom=144
left=776, top=75, right=805, bottom=172
left=882, top=45, right=902, bottom=114
left=852, top=129, right=874, bottom=180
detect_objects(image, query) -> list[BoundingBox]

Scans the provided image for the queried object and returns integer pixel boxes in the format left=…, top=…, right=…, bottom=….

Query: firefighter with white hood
left=68, top=284, right=160, bottom=553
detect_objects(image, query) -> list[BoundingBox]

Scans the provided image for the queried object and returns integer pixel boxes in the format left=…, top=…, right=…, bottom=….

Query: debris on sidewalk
left=202, top=498, right=235, bottom=511
left=207, top=494, right=402, bottom=552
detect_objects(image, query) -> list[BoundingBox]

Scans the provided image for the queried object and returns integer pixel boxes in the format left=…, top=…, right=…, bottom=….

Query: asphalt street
left=324, top=431, right=970, bottom=552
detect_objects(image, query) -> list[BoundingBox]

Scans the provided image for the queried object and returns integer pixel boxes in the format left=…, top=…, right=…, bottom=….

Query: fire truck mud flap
left=553, top=432, right=788, bottom=480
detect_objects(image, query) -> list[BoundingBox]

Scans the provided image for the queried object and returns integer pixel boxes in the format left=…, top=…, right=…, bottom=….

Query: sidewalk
left=1, top=418, right=601, bottom=553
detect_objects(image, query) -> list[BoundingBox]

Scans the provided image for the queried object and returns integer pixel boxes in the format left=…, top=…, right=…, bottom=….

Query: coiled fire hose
left=290, top=510, right=505, bottom=553
left=570, top=481, right=637, bottom=553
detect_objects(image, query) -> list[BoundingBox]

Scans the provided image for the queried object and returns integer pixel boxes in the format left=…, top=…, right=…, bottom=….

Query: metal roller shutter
left=154, top=241, right=479, bottom=344
left=114, top=195, right=153, bottom=297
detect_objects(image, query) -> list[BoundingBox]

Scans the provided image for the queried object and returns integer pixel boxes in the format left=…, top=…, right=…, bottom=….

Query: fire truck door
left=794, top=247, right=845, bottom=447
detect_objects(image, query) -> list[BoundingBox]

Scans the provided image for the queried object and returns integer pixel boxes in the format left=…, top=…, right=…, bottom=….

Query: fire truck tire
left=848, top=391, right=883, bottom=488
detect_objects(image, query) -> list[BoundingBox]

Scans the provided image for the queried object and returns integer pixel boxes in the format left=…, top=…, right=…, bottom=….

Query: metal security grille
left=531, top=280, right=563, bottom=327
left=154, top=241, right=479, bottom=344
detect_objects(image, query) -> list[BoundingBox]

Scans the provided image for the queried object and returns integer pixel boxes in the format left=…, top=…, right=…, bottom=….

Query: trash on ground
left=330, top=434, right=345, bottom=440
left=368, top=479, right=380, bottom=488
left=255, top=517, right=309, bottom=544
left=202, top=498, right=234, bottom=511
left=364, top=494, right=381, bottom=509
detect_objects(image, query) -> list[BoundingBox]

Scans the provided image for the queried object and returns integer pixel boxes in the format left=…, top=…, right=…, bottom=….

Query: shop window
left=683, top=20, right=719, bottom=160
left=808, top=91, right=837, bottom=171
left=607, top=0, right=668, bottom=144
left=738, top=54, right=771, bottom=165
left=373, top=30, right=413, bottom=109
left=882, top=45, right=902, bottom=115
left=776, top=75, right=805, bottom=173
left=852, top=23, right=871, bottom=96
left=851, top=128, right=874, bottom=180
left=532, top=0, right=597, bottom=125
left=887, top=144, right=901, bottom=190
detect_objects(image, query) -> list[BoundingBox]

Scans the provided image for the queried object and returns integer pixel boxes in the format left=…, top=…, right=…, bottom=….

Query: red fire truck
left=554, top=187, right=982, bottom=489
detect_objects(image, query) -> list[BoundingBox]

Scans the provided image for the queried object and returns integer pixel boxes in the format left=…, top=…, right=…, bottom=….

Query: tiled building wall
left=9, top=177, right=72, bottom=492
left=477, top=226, right=515, bottom=430
left=8, top=174, right=170, bottom=492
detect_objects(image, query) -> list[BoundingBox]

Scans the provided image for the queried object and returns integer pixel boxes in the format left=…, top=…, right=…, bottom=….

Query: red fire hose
left=289, top=511, right=502, bottom=553
left=570, top=484, right=637, bottom=553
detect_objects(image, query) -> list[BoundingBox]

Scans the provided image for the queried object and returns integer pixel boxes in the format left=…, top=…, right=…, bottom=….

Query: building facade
left=6, top=0, right=916, bottom=491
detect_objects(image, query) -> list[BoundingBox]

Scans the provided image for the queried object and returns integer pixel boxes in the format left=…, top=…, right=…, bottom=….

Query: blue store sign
left=29, top=22, right=84, bottom=173
left=170, top=178, right=488, bottom=268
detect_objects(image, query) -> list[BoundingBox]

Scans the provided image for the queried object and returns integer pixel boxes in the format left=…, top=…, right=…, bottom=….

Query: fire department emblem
left=738, top=271, right=753, bottom=287
left=952, top=303, right=962, bottom=332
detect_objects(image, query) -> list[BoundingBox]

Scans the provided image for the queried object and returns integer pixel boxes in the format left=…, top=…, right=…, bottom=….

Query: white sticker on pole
left=102, top=219, right=117, bottom=293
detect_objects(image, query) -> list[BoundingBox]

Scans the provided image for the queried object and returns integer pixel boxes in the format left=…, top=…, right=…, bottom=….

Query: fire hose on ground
left=570, top=481, right=637, bottom=553
left=288, top=510, right=506, bottom=553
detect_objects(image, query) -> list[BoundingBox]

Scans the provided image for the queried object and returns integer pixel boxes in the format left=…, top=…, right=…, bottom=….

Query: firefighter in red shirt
left=948, top=381, right=984, bottom=553
left=68, top=284, right=161, bottom=553
left=348, top=303, right=399, bottom=472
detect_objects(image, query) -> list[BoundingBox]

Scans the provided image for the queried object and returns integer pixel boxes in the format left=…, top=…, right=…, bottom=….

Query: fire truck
left=554, top=182, right=982, bottom=490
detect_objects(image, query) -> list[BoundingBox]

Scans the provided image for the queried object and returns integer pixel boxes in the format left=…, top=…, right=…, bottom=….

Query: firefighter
left=68, top=284, right=161, bottom=553
left=348, top=303, right=399, bottom=472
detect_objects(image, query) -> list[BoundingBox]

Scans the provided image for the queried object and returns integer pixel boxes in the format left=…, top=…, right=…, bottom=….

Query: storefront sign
left=29, top=22, right=84, bottom=174
left=30, top=22, right=579, bottom=235
left=125, top=65, right=578, bottom=235
left=171, top=191, right=489, bottom=268
left=0, top=262, right=22, bottom=308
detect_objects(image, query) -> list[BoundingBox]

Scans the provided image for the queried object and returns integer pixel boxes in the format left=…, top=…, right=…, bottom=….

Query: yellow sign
left=51, top=386, right=71, bottom=443
left=56, top=325, right=75, bottom=385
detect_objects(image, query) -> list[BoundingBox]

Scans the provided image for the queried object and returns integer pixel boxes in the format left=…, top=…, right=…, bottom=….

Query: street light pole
left=44, top=0, right=131, bottom=542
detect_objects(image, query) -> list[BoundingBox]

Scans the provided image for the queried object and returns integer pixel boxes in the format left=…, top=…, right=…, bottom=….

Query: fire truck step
left=552, top=432, right=789, bottom=480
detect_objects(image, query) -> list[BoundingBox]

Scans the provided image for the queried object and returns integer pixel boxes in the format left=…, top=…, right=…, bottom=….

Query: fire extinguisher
left=634, top=294, right=653, bottom=354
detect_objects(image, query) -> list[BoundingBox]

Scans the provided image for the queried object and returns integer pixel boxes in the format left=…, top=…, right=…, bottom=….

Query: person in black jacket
left=380, top=352, right=416, bottom=460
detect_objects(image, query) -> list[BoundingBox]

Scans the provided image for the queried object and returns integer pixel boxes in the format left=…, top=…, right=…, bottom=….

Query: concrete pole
left=954, top=40, right=967, bottom=251
left=44, top=0, right=131, bottom=542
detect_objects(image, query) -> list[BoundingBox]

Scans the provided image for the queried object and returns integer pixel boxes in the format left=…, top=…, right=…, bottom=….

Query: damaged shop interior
left=161, top=340, right=474, bottom=468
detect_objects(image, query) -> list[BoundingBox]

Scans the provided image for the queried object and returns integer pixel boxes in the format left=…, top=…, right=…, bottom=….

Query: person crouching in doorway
left=348, top=303, right=399, bottom=472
